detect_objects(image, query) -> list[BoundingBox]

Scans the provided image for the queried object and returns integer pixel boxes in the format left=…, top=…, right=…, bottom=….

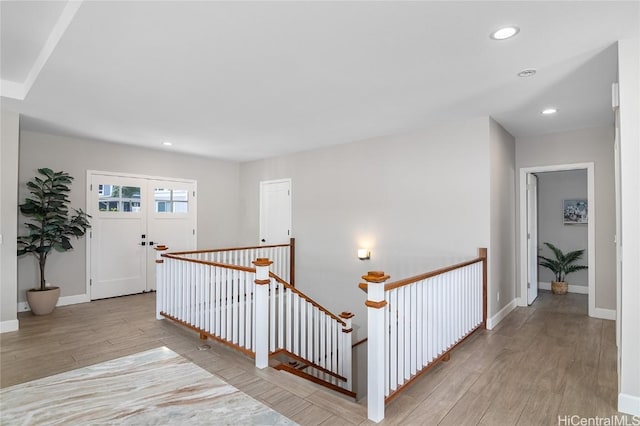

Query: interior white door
left=259, top=179, right=291, bottom=245
left=89, top=173, right=197, bottom=299
left=146, top=179, right=197, bottom=290
left=90, top=175, right=147, bottom=299
left=527, top=173, right=539, bottom=305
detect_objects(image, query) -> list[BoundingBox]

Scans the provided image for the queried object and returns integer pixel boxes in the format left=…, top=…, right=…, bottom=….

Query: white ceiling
left=1, top=1, right=638, bottom=162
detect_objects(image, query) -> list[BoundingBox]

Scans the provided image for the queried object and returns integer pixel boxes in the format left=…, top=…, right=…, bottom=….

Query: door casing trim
left=518, top=162, right=596, bottom=317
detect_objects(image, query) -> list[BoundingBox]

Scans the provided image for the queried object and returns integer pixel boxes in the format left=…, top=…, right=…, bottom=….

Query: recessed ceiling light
left=162, top=141, right=173, bottom=146
left=518, top=69, right=537, bottom=77
left=541, top=108, right=558, bottom=115
left=490, top=26, right=520, bottom=40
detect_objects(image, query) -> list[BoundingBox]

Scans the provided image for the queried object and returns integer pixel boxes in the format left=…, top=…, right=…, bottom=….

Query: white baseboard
left=0, top=319, right=19, bottom=333
left=592, top=308, right=616, bottom=321
left=538, top=281, right=589, bottom=294
left=487, top=298, right=517, bottom=330
left=18, top=293, right=91, bottom=313
left=618, top=392, right=640, bottom=416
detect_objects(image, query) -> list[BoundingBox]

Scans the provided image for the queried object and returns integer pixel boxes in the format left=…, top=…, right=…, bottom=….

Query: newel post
left=289, top=237, right=296, bottom=287
left=364, top=270, right=390, bottom=423
left=340, top=311, right=355, bottom=391
left=253, top=257, right=272, bottom=369
left=154, top=245, right=169, bottom=320
left=479, top=247, right=488, bottom=329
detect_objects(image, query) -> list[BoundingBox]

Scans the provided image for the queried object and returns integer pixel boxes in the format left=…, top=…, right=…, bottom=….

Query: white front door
left=527, top=173, right=539, bottom=305
left=90, top=175, right=146, bottom=299
left=89, top=173, right=196, bottom=299
left=259, top=179, right=291, bottom=245
left=146, top=179, right=196, bottom=290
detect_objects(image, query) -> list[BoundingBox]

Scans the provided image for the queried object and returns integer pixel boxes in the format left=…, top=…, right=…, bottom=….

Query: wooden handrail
left=352, top=337, right=368, bottom=348
left=381, top=256, right=484, bottom=292
left=167, top=240, right=292, bottom=256
left=270, top=272, right=346, bottom=326
left=162, top=253, right=256, bottom=273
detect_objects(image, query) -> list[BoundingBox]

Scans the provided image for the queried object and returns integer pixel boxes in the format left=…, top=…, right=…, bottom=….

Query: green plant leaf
left=17, top=168, right=91, bottom=286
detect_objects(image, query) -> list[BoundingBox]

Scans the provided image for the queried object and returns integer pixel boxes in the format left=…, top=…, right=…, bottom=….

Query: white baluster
left=319, top=313, right=326, bottom=368
left=269, top=278, right=276, bottom=352
left=300, top=299, right=306, bottom=358
left=410, top=283, right=417, bottom=377
left=293, top=293, right=300, bottom=354
left=278, top=282, right=284, bottom=349
left=389, top=288, right=397, bottom=393
left=286, top=285, right=292, bottom=352
left=244, top=272, right=250, bottom=349
left=397, top=286, right=405, bottom=382
left=232, top=268, right=239, bottom=344
left=195, top=263, right=201, bottom=328
left=331, top=317, right=337, bottom=373
left=239, top=270, right=245, bottom=347
left=416, top=280, right=423, bottom=370
left=221, top=267, right=227, bottom=340
left=179, top=259, right=184, bottom=321
left=307, top=301, right=313, bottom=360
left=313, top=308, right=319, bottom=364
left=405, top=284, right=412, bottom=379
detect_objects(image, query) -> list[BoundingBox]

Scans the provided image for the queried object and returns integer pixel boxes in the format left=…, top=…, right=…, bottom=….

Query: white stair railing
left=154, top=244, right=353, bottom=396
left=363, top=248, right=487, bottom=423
left=168, top=238, right=295, bottom=286
left=268, top=273, right=354, bottom=394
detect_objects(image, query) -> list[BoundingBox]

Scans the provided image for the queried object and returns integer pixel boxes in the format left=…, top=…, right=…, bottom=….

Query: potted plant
left=17, top=168, right=91, bottom=315
left=538, top=242, right=588, bottom=295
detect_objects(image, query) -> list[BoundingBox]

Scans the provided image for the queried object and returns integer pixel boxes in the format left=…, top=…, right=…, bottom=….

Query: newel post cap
left=154, top=245, right=168, bottom=251
left=253, top=258, right=273, bottom=267
left=362, top=271, right=390, bottom=283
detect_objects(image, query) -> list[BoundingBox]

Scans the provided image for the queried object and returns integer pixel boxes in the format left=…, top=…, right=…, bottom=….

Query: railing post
left=339, top=311, right=355, bottom=391
left=253, top=257, right=273, bottom=369
left=478, top=247, right=488, bottom=329
left=155, top=245, right=169, bottom=320
left=289, top=237, right=295, bottom=287
left=364, top=270, right=390, bottom=423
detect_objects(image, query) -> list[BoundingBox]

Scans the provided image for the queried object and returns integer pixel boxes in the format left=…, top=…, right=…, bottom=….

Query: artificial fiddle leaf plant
left=17, top=168, right=91, bottom=291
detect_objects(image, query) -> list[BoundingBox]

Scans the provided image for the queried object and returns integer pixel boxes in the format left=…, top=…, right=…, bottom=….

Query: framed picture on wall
left=563, top=199, right=588, bottom=224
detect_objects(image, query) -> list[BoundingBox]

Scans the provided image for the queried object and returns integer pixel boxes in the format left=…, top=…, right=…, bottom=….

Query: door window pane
left=154, top=188, right=189, bottom=213
left=98, top=185, right=141, bottom=212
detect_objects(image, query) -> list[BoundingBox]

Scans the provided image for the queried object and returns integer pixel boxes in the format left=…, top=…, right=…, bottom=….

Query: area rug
left=0, top=346, right=297, bottom=425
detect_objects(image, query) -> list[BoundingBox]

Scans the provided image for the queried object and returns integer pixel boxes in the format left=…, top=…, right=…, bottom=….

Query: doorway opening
left=518, top=163, right=596, bottom=317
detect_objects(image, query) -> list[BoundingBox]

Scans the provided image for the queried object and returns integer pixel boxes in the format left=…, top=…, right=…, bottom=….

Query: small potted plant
left=17, top=168, right=91, bottom=315
left=538, top=242, right=588, bottom=295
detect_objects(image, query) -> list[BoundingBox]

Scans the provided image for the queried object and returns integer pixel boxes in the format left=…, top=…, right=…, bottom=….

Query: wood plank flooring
left=0, top=290, right=625, bottom=425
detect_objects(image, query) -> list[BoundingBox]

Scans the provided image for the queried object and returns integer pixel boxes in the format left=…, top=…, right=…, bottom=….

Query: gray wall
left=516, top=126, right=615, bottom=310
left=17, top=130, right=240, bottom=303
left=1, top=109, right=20, bottom=329
left=239, top=117, right=492, bottom=338
left=489, top=119, right=516, bottom=315
left=536, top=170, right=588, bottom=287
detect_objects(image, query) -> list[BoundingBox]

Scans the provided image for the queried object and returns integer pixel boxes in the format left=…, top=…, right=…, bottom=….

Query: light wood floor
left=1, top=291, right=625, bottom=425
